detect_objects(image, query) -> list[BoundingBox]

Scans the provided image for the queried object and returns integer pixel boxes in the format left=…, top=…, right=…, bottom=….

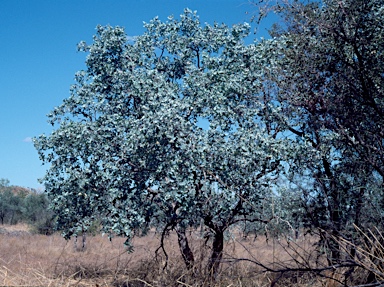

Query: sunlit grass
left=0, top=224, right=349, bottom=286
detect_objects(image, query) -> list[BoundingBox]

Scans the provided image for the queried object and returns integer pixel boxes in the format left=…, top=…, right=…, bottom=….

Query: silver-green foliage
left=34, top=9, right=294, bottom=256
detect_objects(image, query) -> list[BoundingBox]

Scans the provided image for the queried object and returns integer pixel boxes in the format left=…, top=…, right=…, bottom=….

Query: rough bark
left=207, top=230, right=224, bottom=278
left=175, top=225, right=195, bottom=269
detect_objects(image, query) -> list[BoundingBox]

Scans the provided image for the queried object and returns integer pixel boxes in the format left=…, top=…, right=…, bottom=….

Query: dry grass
left=0, top=224, right=332, bottom=286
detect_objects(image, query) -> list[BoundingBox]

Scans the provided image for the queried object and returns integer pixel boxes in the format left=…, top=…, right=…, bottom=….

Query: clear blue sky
left=0, top=0, right=274, bottom=189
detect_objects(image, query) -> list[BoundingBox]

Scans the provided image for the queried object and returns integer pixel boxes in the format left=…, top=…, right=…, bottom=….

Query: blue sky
left=0, top=0, right=274, bottom=189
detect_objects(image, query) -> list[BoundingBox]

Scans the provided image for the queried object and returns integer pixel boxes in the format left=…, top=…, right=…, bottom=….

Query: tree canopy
left=35, top=0, right=384, bottom=280
left=258, top=0, right=384, bottom=264
left=35, top=9, right=296, bottom=274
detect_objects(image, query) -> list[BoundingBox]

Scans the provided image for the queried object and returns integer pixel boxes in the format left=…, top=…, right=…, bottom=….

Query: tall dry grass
left=0, top=224, right=334, bottom=286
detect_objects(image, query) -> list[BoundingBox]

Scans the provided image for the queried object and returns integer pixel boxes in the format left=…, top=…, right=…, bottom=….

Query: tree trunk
left=74, top=232, right=87, bottom=252
left=74, top=235, right=78, bottom=251
left=175, top=225, right=195, bottom=269
left=330, top=229, right=340, bottom=264
left=207, top=229, right=224, bottom=278
left=82, top=232, right=86, bottom=251
left=323, top=157, right=341, bottom=264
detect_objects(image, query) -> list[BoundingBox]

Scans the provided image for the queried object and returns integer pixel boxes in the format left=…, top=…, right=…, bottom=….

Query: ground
left=0, top=224, right=333, bottom=286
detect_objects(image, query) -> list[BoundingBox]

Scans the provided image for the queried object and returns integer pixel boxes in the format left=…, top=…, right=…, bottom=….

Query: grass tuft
left=2, top=224, right=376, bottom=286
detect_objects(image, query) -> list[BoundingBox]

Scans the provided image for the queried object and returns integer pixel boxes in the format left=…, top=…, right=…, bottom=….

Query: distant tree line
left=0, top=178, right=55, bottom=234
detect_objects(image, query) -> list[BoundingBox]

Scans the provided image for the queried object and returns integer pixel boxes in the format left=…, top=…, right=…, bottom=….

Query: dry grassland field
left=0, top=224, right=344, bottom=286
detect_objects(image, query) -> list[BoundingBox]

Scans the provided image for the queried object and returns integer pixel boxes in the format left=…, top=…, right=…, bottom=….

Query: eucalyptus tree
left=34, top=9, right=294, bottom=275
left=256, top=0, right=384, bottom=264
